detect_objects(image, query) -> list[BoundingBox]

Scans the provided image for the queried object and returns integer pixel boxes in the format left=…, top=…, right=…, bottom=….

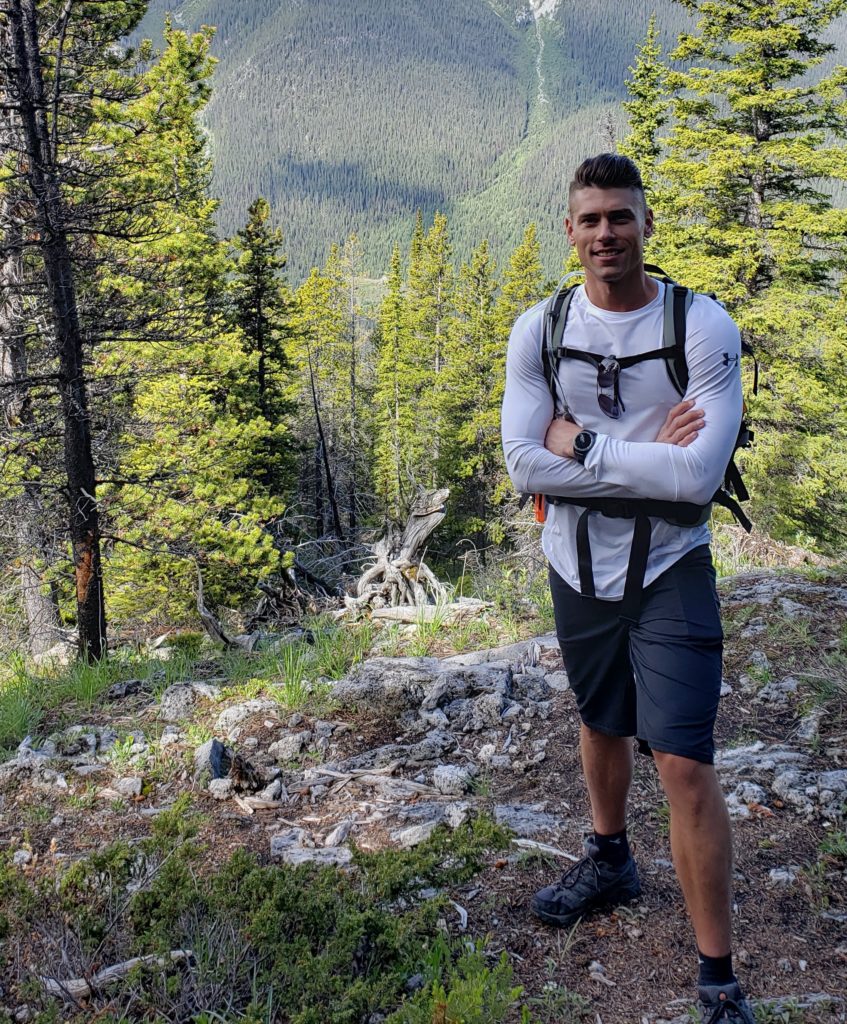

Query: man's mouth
left=593, top=248, right=623, bottom=257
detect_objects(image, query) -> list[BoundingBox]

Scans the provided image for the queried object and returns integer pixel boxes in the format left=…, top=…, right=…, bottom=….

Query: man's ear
left=644, top=206, right=655, bottom=238
left=565, top=216, right=575, bottom=245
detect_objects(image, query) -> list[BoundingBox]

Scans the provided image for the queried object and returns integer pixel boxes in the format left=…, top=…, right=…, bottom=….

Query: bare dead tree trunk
left=346, top=487, right=449, bottom=611
left=0, top=35, right=61, bottom=656
left=7, top=0, right=106, bottom=660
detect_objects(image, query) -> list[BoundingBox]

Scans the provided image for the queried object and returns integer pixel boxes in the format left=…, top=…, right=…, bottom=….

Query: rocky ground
left=0, top=570, right=846, bottom=1023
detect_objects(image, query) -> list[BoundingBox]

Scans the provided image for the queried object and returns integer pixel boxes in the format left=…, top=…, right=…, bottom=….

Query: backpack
left=531, top=263, right=756, bottom=621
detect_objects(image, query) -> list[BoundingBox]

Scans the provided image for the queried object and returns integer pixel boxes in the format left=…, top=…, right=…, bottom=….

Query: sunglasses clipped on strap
left=597, top=356, right=625, bottom=419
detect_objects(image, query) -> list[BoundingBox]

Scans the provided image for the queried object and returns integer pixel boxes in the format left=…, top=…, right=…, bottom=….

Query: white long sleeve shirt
left=501, top=283, right=743, bottom=599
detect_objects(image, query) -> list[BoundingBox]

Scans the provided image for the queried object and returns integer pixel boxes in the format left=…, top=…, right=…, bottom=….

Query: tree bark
left=0, top=36, right=62, bottom=656
left=7, top=0, right=106, bottom=660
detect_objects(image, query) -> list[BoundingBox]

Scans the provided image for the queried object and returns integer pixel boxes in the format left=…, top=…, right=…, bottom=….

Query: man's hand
left=544, top=416, right=582, bottom=458
left=655, top=399, right=704, bottom=447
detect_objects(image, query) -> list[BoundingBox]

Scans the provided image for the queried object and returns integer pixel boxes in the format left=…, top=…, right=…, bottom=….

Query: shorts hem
left=644, top=742, right=714, bottom=766
left=580, top=718, right=634, bottom=740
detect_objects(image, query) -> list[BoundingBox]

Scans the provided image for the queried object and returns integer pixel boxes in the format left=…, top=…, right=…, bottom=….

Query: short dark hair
left=568, top=153, right=645, bottom=208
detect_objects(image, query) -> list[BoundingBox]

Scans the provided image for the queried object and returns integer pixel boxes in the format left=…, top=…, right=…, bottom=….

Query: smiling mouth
left=593, top=249, right=623, bottom=257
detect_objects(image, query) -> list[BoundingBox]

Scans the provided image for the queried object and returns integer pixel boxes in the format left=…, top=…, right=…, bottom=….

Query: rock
left=193, top=738, right=232, bottom=782
left=441, top=634, right=558, bottom=667
left=314, top=720, right=335, bottom=738
left=467, top=692, right=506, bottom=730
left=269, top=731, right=312, bottom=761
left=749, top=650, right=771, bottom=670
left=392, top=821, right=440, bottom=848
left=420, top=708, right=450, bottom=729
left=13, top=850, right=32, bottom=867
left=769, top=866, right=800, bottom=885
left=216, top=700, right=277, bottom=738
left=756, top=676, right=799, bottom=705
left=433, top=765, right=474, bottom=795
left=545, top=671, right=569, bottom=692
left=332, top=657, right=442, bottom=712
left=279, top=847, right=353, bottom=867
left=716, top=742, right=808, bottom=776
left=795, top=709, right=825, bottom=744
left=114, top=776, right=143, bottom=798
left=406, top=729, right=457, bottom=764
left=734, top=781, right=768, bottom=804
left=209, top=778, right=234, bottom=800
left=255, top=778, right=284, bottom=802
left=477, top=743, right=496, bottom=764
left=288, top=713, right=304, bottom=728
left=160, top=726, right=181, bottom=747
left=493, top=803, right=562, bottom=836
left=159, top=684, right=198, bottom=722
left=325, top=820, right=353, bottom=846
left=488, top=755, right=512, bottom=770
left=444, top=802, right=472, bottom=829
left=720, top=680, right=733, bottom=696
left=512, top=673, right=552, bottom=702
left=269, top=828, right=308, bottom=857
left=106, top=678, right=147, bottom=700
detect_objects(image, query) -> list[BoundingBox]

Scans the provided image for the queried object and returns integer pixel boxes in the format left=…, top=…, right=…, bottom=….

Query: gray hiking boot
left=530, top=837, right=641, bottom=927
left=696, top=982, right=756, bottom=1024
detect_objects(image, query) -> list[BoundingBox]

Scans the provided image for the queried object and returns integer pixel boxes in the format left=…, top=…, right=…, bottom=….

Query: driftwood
left=346, top=488, right=450, bottom=613
left=36, top=950, right=193, bottom=1000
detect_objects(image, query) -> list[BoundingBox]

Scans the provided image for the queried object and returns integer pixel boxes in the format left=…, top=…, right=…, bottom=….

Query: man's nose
left=598, top=218, right=616, bottom=239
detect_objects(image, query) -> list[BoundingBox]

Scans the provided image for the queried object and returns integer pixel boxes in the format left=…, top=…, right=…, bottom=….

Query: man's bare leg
left=653, top=751, right=733, bottom=956
left=580, top=724, right=634, bottom=834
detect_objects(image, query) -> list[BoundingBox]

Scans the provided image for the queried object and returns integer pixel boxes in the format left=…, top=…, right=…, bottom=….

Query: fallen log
left=36, top=949, right=193, bottom=1000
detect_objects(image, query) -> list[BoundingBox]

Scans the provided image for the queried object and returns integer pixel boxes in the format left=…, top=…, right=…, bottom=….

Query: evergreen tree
left=438, top=240, right=500, bottom=545
left=289, top=243, right=364, bottom=538
left=228, top=197, right=296, bottom=493
left=408, top=212, right=454, bottom=488
left=619, top=15, right=668, bottom=198
left=373, top=245, right=416, bottom=518
left=494, top=223, right=545, bottom=339
left=103, top=30, right=292, bottom=623
left=642, top=0, right=847, bottom=547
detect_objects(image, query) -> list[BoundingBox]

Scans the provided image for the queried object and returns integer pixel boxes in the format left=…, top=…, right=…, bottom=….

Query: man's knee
left=654, top=750, right=719, bottom=810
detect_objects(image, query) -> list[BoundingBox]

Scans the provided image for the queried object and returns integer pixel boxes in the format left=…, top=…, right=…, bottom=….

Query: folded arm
left=580, top=303, right=743, bottom=504
left=501, top=307, right=641, bottom=500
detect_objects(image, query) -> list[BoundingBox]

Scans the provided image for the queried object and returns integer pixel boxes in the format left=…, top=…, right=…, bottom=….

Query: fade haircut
left=568, top=153, right=646, bottom=211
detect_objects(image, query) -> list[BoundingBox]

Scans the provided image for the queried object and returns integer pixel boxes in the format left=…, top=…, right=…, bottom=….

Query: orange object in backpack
left=533, top=493, right=546, bottom=524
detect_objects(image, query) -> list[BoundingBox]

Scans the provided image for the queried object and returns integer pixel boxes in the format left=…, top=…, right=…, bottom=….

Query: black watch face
left=575, top=431, right=592, bottom=451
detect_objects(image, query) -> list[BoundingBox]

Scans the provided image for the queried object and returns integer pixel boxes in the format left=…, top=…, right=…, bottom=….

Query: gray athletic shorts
left=549, top=544, right=723, bottom=764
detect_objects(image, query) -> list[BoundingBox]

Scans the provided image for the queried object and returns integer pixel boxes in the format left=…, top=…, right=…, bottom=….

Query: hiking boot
left=696, top=982, right=756, bottom=1024
left=530, top=838, right=641, bottom=927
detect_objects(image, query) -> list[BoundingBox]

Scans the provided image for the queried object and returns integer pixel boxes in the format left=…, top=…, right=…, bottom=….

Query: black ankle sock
left=591, top=829, right=630, bottom=868
left=697, top=950, right=736, bottom=988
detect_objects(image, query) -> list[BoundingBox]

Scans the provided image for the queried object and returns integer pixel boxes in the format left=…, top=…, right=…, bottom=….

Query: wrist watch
left=572, top=429, right=597, bottom=465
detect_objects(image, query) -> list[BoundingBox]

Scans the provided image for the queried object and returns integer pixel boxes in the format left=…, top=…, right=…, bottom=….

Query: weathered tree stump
left=346, top=488, right=450, bottom=612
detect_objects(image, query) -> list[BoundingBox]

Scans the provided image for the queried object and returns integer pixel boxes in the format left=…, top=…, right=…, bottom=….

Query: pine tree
left=642, top=0, right=847, bottom=547
left=103, top=29, right=293, bottom=623
left=228, top=197, right=295, bottom=493
left=408, top=212, right=454, bottom=488
left=619, top=15, right=668, bottom=199
left=289, top=245, right=359, bottom=538
left=438, top=240, right=500, bottom=545
left=373, top=245, right=415, bottom=518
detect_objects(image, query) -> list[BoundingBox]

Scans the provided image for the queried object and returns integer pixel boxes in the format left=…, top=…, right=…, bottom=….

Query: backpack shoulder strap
left=662, top=282, right=694, bottom=396
left=542, top=273, right=583, bottom=416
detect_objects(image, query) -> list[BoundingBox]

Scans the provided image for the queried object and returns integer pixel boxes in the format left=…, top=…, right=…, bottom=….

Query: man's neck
left=583, top=272, right=659, bottom=312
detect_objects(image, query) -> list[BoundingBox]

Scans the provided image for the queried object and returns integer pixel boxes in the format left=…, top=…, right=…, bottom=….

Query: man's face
left=565, top=186, right=653, bottom=286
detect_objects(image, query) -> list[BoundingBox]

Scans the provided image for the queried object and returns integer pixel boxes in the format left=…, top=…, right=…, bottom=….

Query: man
left=501, top=153, right=754, bottom=1024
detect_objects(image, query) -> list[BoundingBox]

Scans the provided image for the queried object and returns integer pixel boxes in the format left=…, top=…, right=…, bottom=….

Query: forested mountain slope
left=134, top=0, right=701, bottom=279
